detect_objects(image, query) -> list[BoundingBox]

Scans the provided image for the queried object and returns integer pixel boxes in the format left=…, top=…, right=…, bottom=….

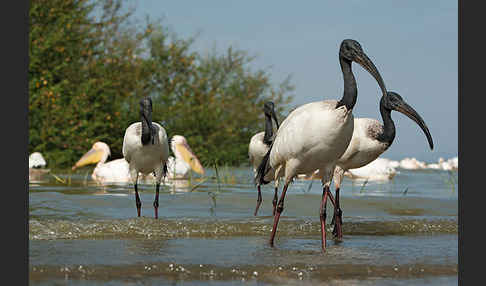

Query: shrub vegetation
left=29, top=0, right=294, bottom=168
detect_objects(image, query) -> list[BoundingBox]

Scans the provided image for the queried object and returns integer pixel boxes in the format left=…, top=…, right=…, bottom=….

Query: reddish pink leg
left=319, top=186, right=330, bottom=251
left=269, top=182, right=289, bottom=247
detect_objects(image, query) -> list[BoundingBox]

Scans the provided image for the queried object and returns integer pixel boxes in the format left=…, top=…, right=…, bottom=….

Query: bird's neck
left=263, top=114, right=274, bottom=145
left=171, top=145, right=188, bottom=167
left=337, top=57, right=357, bottom=110
left=141, top=116, right=153, bottom=145
left=97, top=152, right=110, bottom=167
left=376, top=102, right=396, bottom=145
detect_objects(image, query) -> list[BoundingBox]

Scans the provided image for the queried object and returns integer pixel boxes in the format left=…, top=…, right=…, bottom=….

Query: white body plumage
left=122, top=122, right=169, bottom=181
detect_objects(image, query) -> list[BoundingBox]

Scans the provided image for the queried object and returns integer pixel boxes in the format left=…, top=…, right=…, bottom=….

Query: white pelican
left=255, top=39, right=387, bottom=251
left=29, top=152, right=49, bottom=181
left=248, top=101, right=280, bottom=216
left=122, top=97, right=169, bottom=219
left=72, top=142, right=133, bottom=183
left=166, top=135, right=205, bottom=179
left=327, top=91, right=434, bottom=239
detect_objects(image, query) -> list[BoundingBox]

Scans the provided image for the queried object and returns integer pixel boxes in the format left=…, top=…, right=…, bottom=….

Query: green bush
left=29, top=0, right=294, bottom=168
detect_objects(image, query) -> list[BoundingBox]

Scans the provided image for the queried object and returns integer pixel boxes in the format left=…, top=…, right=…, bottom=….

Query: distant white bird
left=248, top=101, right=280, bottom=216
left=449, top=156, right=458, bottom=170
left=29, top=152, right=49, bottom=181
left=344, top=158, right=397, bottom=181
left=438, top=157, right=454, bottom=171
left=29, top=152, right=47, bottom=169
left=426, top=161, right=442, bottom=170
left=388, top=159, right=400, bottom=169
left=426, top=157, right=458, bottom=171
left=256, top=39, right=387, bottom=251
left=122, top=97, right=169, bottom=219
left=302, top=157, right=398, bottom=181
left=166, top=135, right=205, bottom=179
left=399, top=157, right=427, bottom=170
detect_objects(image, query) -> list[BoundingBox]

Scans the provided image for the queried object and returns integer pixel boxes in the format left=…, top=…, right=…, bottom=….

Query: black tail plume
left=255, top=145, right=272, bottom=186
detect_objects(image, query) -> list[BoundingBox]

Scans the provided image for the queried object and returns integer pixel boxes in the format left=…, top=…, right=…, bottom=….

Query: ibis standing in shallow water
left=248, top=101, right=280, bottom=216
left=122, top=97, right=170, bottom=219
left=256, top=39, right=387, bottom=251
left=317, top=91, right=434, bottom=240
left=72, top=136, right=204, bottom=183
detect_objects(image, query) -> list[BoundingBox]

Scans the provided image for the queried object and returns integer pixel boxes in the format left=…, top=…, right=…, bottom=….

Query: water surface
left=29, top=167, right=458, bottom=285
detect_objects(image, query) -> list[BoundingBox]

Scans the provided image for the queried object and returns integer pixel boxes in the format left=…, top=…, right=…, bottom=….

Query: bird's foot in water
left=153, top=201, right=159, bottom=219
left=331, top=208, right=343, bottom=240
left=254, top=186, right=262, bottom=216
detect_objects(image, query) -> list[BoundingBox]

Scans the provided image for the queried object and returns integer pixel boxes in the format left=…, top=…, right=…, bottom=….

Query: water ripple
left=29, top=217, right=458, bottom=240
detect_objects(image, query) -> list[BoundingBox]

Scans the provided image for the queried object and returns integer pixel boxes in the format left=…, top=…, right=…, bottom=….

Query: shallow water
left=29, top=167, right=458, bottom=285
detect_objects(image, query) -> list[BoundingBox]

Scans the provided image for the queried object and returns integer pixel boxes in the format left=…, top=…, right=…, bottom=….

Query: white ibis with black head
left=255, top=39, right=387, bottom=251
left=122, top=97, right=170, bottom=219
left=324, top=91, right=434, bottom=239
left=248, top=101, right=280, bottom=216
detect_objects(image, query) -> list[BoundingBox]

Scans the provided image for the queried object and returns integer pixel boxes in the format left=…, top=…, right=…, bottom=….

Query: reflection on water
left=29, top=167, right=458, bottom=285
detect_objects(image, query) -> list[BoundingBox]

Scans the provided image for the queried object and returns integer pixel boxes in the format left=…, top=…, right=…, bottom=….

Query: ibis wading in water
left=256, top=39, right=387, bottom=251
left=248, top=101, right=280, bottom=216
left=122, top=97, right=169, bottom=219
left=322, top=91, right=434, bottom=240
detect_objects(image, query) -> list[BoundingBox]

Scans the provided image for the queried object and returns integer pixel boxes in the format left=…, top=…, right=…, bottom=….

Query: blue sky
left=131, top=1, right=457, bottom=163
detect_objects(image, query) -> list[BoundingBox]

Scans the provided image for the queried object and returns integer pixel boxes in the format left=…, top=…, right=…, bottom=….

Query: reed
left=443, top=170, right=457, bottom=194
left=50, top=172, right=73, bottom=186
left=359, top=179, right=369, bottom=193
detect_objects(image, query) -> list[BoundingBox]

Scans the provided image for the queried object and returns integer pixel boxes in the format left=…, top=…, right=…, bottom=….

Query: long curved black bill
left=355, top=53, right=387, bottom=98
left=395, top=100, right=434, bottom=150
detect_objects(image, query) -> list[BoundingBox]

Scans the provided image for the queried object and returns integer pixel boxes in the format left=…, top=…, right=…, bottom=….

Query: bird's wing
left=122, top=122, right=142, bottom=163
left=153, top=123, right=169, bottom=162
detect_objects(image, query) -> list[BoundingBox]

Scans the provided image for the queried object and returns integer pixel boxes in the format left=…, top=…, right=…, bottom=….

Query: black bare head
left=263, top=101, right=275, bottom=115
left=381, top=91, right=434, bottom=150
left=339, top=39, right=387, bottom=98
left=140, top=97, right=155, bottom=145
